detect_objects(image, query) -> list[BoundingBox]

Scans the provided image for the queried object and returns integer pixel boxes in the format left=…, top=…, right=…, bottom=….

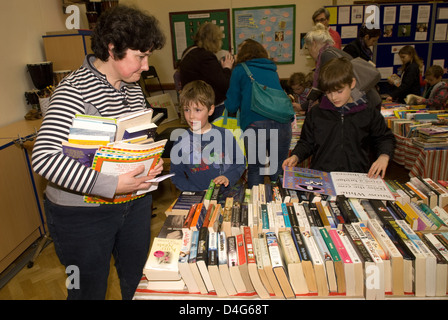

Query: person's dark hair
left=359, top=24, right=381, bottom=39
left=91, top=5, right=165, bottom=61
left=236, top=39, right=269, bottom=64
left=318, top=57, right=354, bottom=92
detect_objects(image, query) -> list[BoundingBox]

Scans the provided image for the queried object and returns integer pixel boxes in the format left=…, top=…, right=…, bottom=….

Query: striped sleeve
left=32, top=84, right=100, bottom=195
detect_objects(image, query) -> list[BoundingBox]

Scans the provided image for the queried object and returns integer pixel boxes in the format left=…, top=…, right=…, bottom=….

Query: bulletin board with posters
left=232, top=5, right=296, bottom=64
left=326, top=2, right=448, bottom=83
left=169, top=9, right=231, bottom=67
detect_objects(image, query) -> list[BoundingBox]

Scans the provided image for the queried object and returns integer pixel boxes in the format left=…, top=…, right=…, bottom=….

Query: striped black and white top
left=32, top=55, right=147, bottom=207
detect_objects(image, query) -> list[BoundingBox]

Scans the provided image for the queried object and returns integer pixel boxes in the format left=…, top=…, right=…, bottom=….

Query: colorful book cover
left=283, top=166, right=336, bottom=196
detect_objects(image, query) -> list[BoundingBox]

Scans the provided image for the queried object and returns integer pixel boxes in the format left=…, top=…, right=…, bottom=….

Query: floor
left=0, top=178, right=177, bottom=300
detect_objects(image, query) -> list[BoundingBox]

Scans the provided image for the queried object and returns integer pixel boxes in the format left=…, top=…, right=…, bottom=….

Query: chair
left=141, top=66, right=164, bottom=96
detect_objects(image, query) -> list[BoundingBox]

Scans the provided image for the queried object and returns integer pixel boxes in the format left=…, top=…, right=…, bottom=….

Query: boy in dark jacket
left=283, top=57, right=396, bottom=179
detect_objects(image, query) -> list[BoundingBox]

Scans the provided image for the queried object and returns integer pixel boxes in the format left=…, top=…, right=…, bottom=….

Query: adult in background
left=305, top=23, right=382, bottom=110
left=343, top=24, right=381, bottom=62
left=32, top=5, right=165, bottom=300
left=225, top=39, right=292, bottom=188
left=179, top=22, right=234, bottom=122
left=312, top=7, right=342, bottom=49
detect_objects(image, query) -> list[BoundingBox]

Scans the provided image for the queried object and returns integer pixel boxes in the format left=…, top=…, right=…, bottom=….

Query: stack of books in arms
left=62, top=109, right=167, bottom=204
left=135, top=168, right=448, bottom=300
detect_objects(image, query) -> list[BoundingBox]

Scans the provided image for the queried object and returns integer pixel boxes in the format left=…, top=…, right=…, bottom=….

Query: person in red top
left=312, top=7, right=342, bottom=49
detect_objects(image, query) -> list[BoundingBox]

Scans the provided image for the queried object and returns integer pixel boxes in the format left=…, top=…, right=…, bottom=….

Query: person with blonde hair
left=304, top=23, right=382, bottom=110
left=179, top=22, right=234, bottom=121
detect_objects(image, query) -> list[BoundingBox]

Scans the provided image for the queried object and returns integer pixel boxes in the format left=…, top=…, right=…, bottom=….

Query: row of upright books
left=138, top=175, right=448, bottom=300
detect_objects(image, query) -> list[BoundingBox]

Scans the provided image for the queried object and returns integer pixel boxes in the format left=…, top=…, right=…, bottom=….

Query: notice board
left=169, top=9, right=231, bottom=68
left=232, top=5, right=296, bottom=64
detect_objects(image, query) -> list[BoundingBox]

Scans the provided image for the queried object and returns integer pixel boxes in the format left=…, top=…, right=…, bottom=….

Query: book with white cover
left=278, top=230, right=309, bottom=295
left=337, top=228, right=364, bottom=297
left=218, top=231, right=237, bottom=296
left=396, top=220, right=436, bottom=297
left=144, top=237, right=182, bottom=281
left=301, top=230, right=329, bottom=297
left=177, top=229, right=200, bottom=293
left=423, top=233, right=448, bottom=296
left=351, top=222, right=385, bottom=300
left=311, top=227, right=337, bottom=294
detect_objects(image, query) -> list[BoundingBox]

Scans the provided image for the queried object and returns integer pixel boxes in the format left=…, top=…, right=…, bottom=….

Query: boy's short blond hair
left=179, top=80, right=215, bottom=111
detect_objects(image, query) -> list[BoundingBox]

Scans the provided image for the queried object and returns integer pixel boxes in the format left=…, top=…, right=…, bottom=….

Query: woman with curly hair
left=32, top=5, right=165, bottom=300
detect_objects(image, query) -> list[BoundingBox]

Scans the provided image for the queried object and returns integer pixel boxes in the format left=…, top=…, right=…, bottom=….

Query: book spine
left=344, top=223, right=374, bottom=263
left=309, top=202, right=324, bottom=227
left=236, top=233, right=247, bottom=266
left=336, top=195, right=359, bottom=223
left=293, top=203, right=310, bottom=230
left=319, top=227, right=342, bottom=263
left=260, top=204, right=270, bottom=232
left=227, top=236, right=238, bottom=267
left=202, top=203, right=215, bottom=229
left=218, top=231, right=228, bottom=266
left=196, top=227, right=209, bottom=263
left=182, top=203, right=198, bottom=232
left=329, top=229, right=353, bottom=263
left=291, top=226, right=308, bottom=262
left=243, top=227, right=256, bottom=264
left=188, top=230, right=200, bottom=263
left=286, top=203, right=299, bottom=227
left=208, top=231, right=218, bottom=266
left=281, top=203, right=292, bottom=228
left=179, top=229, right=192, bottom=264
left=266, top=232, right=284, bottom=268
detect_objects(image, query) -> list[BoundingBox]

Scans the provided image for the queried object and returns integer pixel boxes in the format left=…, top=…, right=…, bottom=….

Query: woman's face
left=111, top=48, right=151, bottom=83
left=364, top=35, right=379, bottom=47
left=307, top=41, right=321, bottom=61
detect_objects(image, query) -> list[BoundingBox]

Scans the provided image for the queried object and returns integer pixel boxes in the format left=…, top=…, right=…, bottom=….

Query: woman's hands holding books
left=115, top=159, right=164, bottom=194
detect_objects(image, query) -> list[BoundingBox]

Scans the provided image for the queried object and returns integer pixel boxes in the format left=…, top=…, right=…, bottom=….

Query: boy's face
left=425, top=74, right=441, bottom=86
left=183, top=102, right=215, bottom=133
left=325, top=78, right=356, bottom=108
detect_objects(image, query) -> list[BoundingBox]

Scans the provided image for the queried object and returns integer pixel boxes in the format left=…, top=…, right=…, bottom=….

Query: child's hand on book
left=282, top=155, right=299, bottom=170
left=367, top=154, right=390, bottom=179
left=213, top=175, right=229, bottom=187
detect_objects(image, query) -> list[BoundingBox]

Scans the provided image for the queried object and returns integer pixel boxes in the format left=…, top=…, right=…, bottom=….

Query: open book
left=282, top=167, right=395, bottom=201
left=405, top=94, right=425, bottom=106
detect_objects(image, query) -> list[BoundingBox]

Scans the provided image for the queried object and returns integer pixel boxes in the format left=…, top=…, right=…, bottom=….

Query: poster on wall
left=232, top=5, right=295, bottom=64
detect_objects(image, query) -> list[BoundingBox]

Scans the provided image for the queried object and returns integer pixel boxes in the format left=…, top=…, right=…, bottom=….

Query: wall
left=0, top=0, right=67, bottom=128
left=0, top=0, right=332, bottom=128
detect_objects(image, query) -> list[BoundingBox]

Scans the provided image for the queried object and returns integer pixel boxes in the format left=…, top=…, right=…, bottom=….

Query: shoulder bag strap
left=241, top=62, right=255, bottom=82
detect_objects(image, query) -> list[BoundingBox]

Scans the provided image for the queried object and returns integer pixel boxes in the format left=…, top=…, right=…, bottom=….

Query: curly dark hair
left=91, top=5, right=165, bottom=61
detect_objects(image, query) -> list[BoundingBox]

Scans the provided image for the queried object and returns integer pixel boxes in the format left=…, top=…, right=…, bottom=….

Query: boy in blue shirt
left=170, top=80, right=246, bottom=191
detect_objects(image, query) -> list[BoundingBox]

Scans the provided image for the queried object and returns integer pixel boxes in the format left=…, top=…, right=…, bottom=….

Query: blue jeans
left=45, top=194, right=153, bottom=300
left=244, top=120, right=292, bottom=188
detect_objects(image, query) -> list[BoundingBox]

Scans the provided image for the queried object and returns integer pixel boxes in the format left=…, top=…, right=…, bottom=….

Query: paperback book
left=283, top=167, right=395, bottom=201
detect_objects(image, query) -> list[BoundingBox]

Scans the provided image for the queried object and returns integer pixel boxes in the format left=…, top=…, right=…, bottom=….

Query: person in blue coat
left=225, top=39, right=292, bottom=188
